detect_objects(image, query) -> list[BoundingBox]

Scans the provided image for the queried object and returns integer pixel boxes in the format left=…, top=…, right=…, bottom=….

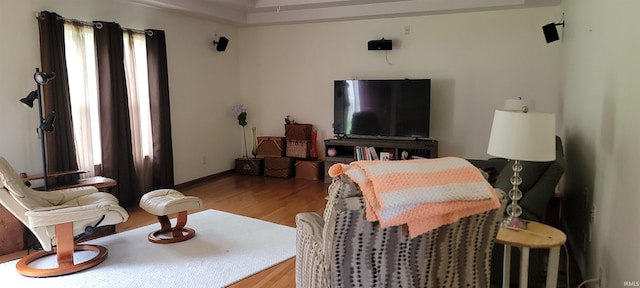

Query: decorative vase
left=310, top=130, right=318, bottom=159
left=241, top=126, right=248, bottom=158
left=251, top=126, right=258, bottom=158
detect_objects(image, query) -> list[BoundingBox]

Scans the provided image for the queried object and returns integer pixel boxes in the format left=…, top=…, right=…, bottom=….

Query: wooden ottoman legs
left=148, top=211, right=196, bottom=244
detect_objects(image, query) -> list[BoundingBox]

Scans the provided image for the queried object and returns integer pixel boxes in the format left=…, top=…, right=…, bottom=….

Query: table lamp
left=487, top=109, right=556, bottom=230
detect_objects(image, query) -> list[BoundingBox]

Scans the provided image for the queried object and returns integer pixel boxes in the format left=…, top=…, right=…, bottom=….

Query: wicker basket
left=295, top=160, right=324, bottom=180
left=264, top=157, right=294, bottom=178
left=257, top=136, right=286, bottom=157
left=235, top=158, right=263, bottom=176
left=286, top=140, right=311, bottom=158
left=285, top=124, right=312, bottom=140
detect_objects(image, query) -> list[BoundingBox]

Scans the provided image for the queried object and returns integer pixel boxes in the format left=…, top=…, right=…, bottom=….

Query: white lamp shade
left=487, top=110, right=556, bottom=162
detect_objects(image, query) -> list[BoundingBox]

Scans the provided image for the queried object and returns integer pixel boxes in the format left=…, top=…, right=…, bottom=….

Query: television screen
left=333, top=79, right=431, bottom=139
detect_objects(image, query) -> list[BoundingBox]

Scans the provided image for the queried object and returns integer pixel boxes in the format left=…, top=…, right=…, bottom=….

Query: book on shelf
left=368, top=146, right=379, bottom=160
left=355, top=146, right=379, bottom=161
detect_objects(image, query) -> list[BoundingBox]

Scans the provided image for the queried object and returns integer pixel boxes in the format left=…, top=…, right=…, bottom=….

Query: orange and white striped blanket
left=329, top=157, right=501, bottom=238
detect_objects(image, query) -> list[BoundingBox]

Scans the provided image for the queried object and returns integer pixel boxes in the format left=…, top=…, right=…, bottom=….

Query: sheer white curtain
left=64, top=24, right=153, bottom=190
left=123, top=31, right=153, bottom=193
left=64, top=22, right=101, bottom=177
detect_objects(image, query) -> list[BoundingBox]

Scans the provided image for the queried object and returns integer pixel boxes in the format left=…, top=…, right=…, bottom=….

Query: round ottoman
left=139, top=189, right=203, bottom=244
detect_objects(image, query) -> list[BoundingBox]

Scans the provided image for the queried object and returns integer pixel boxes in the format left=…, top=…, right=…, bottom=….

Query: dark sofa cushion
left=495, top=161, right=551, bottom=193
left=467, top=158, right=507, bottom=184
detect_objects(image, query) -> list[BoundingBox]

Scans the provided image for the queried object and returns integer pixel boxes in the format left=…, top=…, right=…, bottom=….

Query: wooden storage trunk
left=285, top=124, right=312, bottom=140
left=235, top=158, right=263, bottom=176
left=286, top=140, right=311, bottom=158
left=257, top=136, right=286, bottom=157
left=264, top=157, right=294, bottom=178
left=295, top=160, right=324, bottom=180
left=0, top=206, right=23, bottom=255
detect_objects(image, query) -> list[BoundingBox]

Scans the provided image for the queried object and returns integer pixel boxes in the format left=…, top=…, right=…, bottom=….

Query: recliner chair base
left=15, top=222, right=108, bottom=277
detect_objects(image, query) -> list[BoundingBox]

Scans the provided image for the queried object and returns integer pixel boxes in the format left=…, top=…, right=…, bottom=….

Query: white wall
left=0, top=2, right=562, bottom=185
left=237, top=7, right=563, bottom=159
left=561, top=0, right=640, bottom=286
left=0, top=0, right=239, bottom=184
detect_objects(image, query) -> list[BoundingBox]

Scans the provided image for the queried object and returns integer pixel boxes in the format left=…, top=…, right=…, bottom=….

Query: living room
left=0, top=0, right=638, bottom=287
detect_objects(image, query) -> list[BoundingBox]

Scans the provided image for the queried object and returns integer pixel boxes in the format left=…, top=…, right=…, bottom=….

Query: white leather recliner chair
left=0, top=156, right=128, bottom=277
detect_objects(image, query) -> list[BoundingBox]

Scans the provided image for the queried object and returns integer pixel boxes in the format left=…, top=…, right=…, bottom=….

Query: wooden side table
left=496, top=221, right=566, bottom=288
left=49, top=176, right=117, bottom=193
left=22, top=170, right=116, bottom=193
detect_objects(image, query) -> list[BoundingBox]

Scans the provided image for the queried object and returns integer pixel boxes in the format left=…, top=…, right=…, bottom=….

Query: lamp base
left=502, top=216, right=528, bottom=230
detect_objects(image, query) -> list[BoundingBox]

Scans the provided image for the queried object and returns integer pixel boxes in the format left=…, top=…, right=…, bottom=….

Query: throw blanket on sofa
left=328, top=157, right=501, bottom=237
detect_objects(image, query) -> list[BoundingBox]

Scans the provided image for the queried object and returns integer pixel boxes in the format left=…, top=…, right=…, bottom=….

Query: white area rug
left=0, top=209, right=296, bottom=288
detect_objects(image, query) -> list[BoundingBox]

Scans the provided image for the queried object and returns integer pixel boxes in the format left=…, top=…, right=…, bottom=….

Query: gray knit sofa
left=295, top=174, right=507, bottom=288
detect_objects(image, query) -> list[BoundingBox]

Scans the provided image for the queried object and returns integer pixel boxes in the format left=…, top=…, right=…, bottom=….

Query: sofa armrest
left=25, top=203, right=125, bottom=228
left=467, top=158, right=508, bottom=171
left=38, top=186, right=99, bottom=206
left=468, top=158, right=507, bottom=184
left=296, top=212, right=324, bottom=245
left=296, top=212, right=329, bottom=288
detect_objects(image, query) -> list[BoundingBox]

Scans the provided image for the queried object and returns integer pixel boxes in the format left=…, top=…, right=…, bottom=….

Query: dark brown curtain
left=37, top=11, right=79, bottom=182
left=146, top=30, right=175, bottom=189
left=94, top=21, right=139, bottom=207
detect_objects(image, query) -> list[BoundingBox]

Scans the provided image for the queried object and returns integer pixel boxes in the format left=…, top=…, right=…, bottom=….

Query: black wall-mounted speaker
left=368, top=38, right=392, bottom=51
left=214, top=36, right=229, bottom=51
left=542, top=23, right=560, bottom=43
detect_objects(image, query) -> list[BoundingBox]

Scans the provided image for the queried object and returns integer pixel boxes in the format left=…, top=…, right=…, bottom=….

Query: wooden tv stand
left=323, top=138, right=438, bottom=183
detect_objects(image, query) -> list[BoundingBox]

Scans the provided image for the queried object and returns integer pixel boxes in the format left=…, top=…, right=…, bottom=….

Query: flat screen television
left=333, top=79, right=431, bottom=139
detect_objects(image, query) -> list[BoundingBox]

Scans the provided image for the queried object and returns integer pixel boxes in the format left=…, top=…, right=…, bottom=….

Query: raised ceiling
left=128, top=0, right=561, bottom=26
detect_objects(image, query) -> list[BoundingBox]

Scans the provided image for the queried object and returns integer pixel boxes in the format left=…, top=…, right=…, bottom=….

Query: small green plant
left=232, top=105, right=247, bottom=127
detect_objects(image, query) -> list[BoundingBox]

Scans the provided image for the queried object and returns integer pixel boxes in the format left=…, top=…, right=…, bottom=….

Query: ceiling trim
left=129, top=0, right=560, bottom=26
left=247, top=0, right=525, bottom=25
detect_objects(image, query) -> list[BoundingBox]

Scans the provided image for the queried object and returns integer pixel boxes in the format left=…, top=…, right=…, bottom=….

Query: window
left=64, top=23, right=101, bottom=174
left=64, top=23, right=152, bottom=177
left=123, top=31, right=153, bottom=165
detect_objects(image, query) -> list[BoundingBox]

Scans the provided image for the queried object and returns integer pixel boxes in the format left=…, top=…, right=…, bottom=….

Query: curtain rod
left=35, top=11, right=153, bottom=36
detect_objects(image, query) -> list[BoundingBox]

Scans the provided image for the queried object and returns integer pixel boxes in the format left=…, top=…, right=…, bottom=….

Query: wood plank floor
left=0, top=174, right=330, bottom=288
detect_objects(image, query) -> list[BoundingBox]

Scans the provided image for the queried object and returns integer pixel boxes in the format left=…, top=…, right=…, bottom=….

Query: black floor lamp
left=20, top=68, right=56, bottom=191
